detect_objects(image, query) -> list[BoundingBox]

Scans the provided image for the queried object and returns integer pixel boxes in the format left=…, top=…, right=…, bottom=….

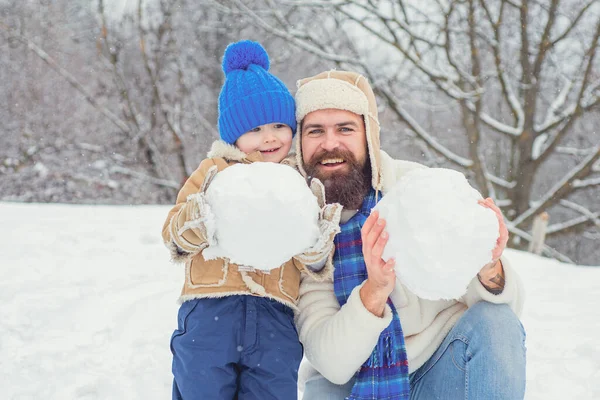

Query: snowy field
left=1, top=202, right=599, bottom=399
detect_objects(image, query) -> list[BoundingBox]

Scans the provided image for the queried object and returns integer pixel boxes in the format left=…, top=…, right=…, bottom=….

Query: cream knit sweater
left=296, top=151, right=525, bottom=388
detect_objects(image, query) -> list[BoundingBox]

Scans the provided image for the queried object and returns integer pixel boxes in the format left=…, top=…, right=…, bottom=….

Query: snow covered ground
left=1, top=202, right=599, bottom=399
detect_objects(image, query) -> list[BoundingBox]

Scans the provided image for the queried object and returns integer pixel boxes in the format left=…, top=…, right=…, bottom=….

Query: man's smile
left=318, top=158, right=347, bottom=170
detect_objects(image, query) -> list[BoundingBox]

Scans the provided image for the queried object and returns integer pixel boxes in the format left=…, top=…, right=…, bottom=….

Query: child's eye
left=274, top=124, right=286, bottom=129
left=250, top=127, right=261, bottom=133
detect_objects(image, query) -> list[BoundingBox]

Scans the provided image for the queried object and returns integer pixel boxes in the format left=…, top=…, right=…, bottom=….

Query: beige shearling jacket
left=162, top=140, right=330, bottom=309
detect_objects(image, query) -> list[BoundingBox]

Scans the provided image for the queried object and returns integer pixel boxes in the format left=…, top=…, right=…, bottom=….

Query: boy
left=162, top=40, right=340, bottom=400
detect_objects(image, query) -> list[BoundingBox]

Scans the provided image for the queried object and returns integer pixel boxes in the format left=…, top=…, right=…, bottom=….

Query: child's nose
left=264, top=131, right=277, bottom=142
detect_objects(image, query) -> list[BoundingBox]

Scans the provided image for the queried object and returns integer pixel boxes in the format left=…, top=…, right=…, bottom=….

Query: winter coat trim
left=164, top=240, right=190, bottom=263
left=207, top=139, right=297, bottom=167
left=207, top=140, right=248, bottom=161
left=240, top=270, right=268, bottom=296
left=165, top=212, right=207, bottom=262
left=177, top=292, right=299, bottom=311
left=278, top=263, right=301, bottom=302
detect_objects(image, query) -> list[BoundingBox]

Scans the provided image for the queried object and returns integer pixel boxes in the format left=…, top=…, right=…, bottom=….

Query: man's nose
left=321, top=131, right=339, bottom=151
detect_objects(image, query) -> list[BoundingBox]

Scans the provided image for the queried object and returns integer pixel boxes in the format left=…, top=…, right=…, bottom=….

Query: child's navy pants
left=170, top=295, right=303, bottom=399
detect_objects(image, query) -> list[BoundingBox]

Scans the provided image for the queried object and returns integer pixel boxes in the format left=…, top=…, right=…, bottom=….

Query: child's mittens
left=181, top=192, right=214, bottom=244
left=170, top=166, right=219, bottom=254
left=294, top=178, right=343, bottom=270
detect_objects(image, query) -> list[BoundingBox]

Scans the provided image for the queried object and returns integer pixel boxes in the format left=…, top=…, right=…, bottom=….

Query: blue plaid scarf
left=333, top=189, right=410, bottom=400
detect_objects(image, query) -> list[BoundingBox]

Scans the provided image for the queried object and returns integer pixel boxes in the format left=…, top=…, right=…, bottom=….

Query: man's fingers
left=365, top=218, right=386, bottom=254
left=361, top=210, right=378, bottom=238
left=371, top=229, right=389, bottom=261
left=362, top=212, right=385, bottom=247
left=479, top=198, right=506, bottom=229
left=384, top=258, right=396, bottom=273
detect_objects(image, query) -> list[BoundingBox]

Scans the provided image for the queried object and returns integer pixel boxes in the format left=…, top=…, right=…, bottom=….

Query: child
left=162, top=40, right=341, bottom=400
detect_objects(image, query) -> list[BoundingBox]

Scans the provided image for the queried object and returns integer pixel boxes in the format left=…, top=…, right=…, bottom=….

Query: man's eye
left=306, top=130, right=323, bottom=137
left=339, top=127, right=353, bottom=133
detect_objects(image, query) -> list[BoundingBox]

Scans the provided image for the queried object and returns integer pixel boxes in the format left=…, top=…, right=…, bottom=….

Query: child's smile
left=236, top=123, right=294, bottom=163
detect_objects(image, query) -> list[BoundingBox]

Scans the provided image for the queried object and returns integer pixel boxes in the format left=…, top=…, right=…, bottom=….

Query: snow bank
left=1, top=202, right=599, bottom=399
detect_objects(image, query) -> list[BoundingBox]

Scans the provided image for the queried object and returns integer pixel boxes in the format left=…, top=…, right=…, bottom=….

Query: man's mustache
left=308, top=148, right=360, bottom=169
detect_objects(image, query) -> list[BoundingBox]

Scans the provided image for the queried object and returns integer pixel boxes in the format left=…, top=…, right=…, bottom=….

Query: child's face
left=236, top=123, right=293, bottom=162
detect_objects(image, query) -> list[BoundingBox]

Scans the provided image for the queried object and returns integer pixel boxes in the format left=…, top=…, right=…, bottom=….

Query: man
left=293, top=70, right=526, bottom=399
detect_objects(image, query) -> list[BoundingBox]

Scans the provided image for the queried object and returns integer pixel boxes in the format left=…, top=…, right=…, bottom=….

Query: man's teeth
left=320, top=158, right=345, bottom=165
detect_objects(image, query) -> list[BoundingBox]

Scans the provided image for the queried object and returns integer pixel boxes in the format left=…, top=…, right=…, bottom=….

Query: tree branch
left=0, top=21, right=130, bottom=134
left=376, top=85, right=474, bottom=168
left=535, top=17, right=600, bottom=164
left=230, top=0, right=368, bottom=67
left=545, top=199, right=600, bottom=236
left=137, top=0, right=189, bottom=179
left=463, top=0, right=493, bottom=197
left=479, top=0, right=524, bottom=128
left=548, top=0, right=597, bottom=48
left=531, top=0, right=559, bottom=80
left=109, top=166, right=180, bottom=189
left=512, top=145, right=600, bottom=227
left=508, top=223, right=575, bottom=263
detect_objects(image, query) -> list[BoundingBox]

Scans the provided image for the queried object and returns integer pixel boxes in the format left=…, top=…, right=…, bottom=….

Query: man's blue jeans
left=302, top=302, right=526, bottom=399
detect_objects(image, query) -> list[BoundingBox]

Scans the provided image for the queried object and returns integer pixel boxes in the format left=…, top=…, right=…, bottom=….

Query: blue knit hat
left=218, top=40, right=297, bottom=144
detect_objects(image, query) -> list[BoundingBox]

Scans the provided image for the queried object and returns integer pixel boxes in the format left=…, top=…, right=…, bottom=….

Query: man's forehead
left=302, top=108, right=362, bottom=126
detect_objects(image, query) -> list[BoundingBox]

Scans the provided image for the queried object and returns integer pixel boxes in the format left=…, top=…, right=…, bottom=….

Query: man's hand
left=477, top=198, right=509, bottom=294
left=359, top=210, right=396, bottom=317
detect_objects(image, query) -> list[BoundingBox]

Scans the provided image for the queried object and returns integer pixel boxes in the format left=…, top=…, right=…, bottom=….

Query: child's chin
left=262, top=154, right=280, bottom=162
left=261, top=151, right=283, bottom=161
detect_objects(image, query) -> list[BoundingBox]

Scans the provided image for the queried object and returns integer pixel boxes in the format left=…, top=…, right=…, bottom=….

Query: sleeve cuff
left=347, top=282, right=393, bottom=328
left=462, top=254, right=525, bottom=316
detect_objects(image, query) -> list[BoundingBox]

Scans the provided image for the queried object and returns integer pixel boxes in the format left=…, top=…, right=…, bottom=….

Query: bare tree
left=0, top=0, right=242, bottom=202
left=2, top=0, right=597, bottom=263
left=226, top=0, right=600, bottom=263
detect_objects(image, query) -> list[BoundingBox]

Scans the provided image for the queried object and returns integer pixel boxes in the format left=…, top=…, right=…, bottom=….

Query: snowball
left=374, top=168, right=499, bottom=300
left=202, top=163, right=320, bottom=271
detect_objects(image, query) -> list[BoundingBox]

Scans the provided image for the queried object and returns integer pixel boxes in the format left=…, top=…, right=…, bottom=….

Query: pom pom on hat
left=222, top=40, right=270, bottom=75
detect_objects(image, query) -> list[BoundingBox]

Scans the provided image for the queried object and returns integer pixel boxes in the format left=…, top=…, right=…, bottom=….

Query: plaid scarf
left=333, top=188, right=410, bottom=400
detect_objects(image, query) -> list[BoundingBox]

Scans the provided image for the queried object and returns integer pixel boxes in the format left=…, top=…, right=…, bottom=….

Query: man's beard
left=304, top=148, right=372, bottom=209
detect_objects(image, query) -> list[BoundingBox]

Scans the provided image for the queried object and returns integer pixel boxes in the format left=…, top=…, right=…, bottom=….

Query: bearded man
left=293, top=70, right=526, bottom=400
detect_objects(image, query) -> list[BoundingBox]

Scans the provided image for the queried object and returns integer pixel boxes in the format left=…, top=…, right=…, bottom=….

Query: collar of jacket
left=207, top=140, right=297, bottom=166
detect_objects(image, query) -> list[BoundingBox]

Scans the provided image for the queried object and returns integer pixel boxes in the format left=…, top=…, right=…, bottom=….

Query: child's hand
left=308, top=177, right=327, bottom=208
left=178, top=166, right=220, bottom=246
left=294, top=178, right=343, bottom=268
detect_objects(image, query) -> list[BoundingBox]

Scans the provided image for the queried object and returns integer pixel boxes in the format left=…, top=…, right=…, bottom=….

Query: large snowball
left=201, top=163, right=321, bottom=271
left=374, top=168, right=499, bottom=300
